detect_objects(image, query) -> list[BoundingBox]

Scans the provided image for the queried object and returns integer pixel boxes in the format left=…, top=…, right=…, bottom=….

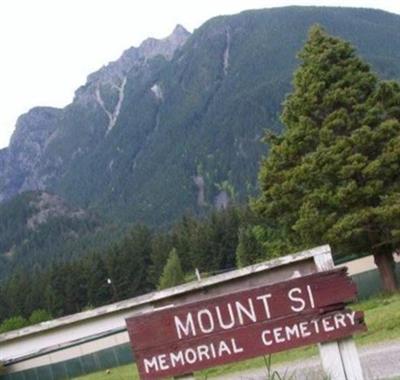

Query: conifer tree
left=236, top=226, right=265, bottom=267
left=148, top=234, right=173, bottom=287
left=158, top=248, right=185, bottom=290
left=253, top=25, right=400, bottom=291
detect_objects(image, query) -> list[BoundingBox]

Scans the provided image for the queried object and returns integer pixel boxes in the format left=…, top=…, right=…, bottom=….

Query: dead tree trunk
left=374, top=251, right=398, bottom=293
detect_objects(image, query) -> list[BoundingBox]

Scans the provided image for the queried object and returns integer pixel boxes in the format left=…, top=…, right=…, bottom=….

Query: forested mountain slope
left=0, top=191, right=104, bottom=280
left=1, top=7, right=400, bottom=228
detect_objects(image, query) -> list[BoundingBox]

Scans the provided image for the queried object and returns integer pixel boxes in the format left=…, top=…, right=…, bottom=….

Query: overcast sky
left=0, top=0, right=399, bottom=149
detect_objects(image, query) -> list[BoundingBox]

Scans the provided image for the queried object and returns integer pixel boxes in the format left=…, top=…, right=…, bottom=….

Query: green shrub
left=29, top=309, right=52, bottom=325
left=0, top=316, right=28, bottom=333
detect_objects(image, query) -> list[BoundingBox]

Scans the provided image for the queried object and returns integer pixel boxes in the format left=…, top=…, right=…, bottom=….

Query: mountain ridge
left=0, top=25, right=190, bottom=205
left=1, top=6, right=400, bottom=227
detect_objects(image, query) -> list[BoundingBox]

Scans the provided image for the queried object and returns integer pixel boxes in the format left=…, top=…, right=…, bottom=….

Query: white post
left=195, top=268, right=202, bottom=281
left=318, top=342, right=347, bottom=379
left=313, top=245, right=364, bottom=380
left=338, top=337, right=364, bottom=380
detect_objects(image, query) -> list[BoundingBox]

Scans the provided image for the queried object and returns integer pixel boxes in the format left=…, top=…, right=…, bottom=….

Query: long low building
left=0, top=247, right=399, bottom=380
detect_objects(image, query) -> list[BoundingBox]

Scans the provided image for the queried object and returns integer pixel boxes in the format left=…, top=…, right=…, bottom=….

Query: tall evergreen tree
left=158, top=248, right=185, bottom=290
left=86, top=255, right=112, bottom=307
left=236, top=226, right=265, bottom=268
left=253, top=25, right=400, bottom=291
left=148, top=233, right=173, bottom=287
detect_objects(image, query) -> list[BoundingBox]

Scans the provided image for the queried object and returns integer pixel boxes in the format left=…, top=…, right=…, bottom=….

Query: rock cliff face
left=26, top=191, right=87, bottom=230
left=1, top=7, right=400, bottom=227
left=0, top=107, right=62, bottom=202
left=0, top=149, right=7, bottom=175
left=0, top=25, right=190, bottom=203
left=74, top=24, right=190, bottom=111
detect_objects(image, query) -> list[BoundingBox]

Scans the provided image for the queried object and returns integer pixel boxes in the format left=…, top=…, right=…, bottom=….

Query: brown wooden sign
left=126, top=268, right=366, bottom=379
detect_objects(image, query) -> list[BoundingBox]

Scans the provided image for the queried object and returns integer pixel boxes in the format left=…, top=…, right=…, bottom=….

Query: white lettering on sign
left=288, top=286, right=316, bottom=312
left=273, top=327, right=285, bottom=343
left=235, top=299, right=257, bottom=324
left=158, top=354, right=169, bottom=370
left=299, top=321, right=311, bottom=337
left=175, top=312, right=196, bottom=339
left=185, top=348, right=197, bottom=364
left=288, top=288, right=306, bottom=312
left=143, top=312, right=356, bottom=373
left=198, top=309, right=214, bottom=333
left=218, top=340, right=231, bottom=356
left=307, top=285, right=315, bottom=308
left=322, top=317, right=335, bottom=332
left=215, top=304, right=235, bottom=329
left=262, top=329, right=273, bottom=346
left=256, top=293, right=272, bottom=318
left=174, top=298, right=268, bottom=339
left=197, top=345, right=211, bottom=361
left=347, top=311, right=356, bottom=325
left=311, top=319, right=320, bottom=334
left=334, top=313, right=346, bottom=327
left=174, top=286, right=318, bottom=340
left=143, top=338, right=244, bottom=374
left=260, top=311, right=357, bottom=348
left=285, top=324, right=300, bottom=340
left=144, top=356, right=159, bottom=372
left=170, top=351, right=184, bottom=367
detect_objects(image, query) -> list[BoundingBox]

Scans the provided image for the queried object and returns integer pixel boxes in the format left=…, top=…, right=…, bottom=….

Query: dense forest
left=0, top=206, right=266, bottom=331
left=0, top=191, right=126, bottom=281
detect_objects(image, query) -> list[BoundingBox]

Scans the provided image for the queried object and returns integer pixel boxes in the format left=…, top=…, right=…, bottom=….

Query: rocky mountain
left=0, top=25, right=190, bottom=205
left=0, top=108, right=62, bottom=201
left=1, top=7, right=400, bottom=227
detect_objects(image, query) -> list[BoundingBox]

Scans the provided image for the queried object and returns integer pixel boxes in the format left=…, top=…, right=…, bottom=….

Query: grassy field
left=74, top=292, right=400, bottom=380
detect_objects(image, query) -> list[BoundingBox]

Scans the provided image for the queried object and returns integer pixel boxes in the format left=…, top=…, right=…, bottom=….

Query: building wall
left=352, top=261, right=400, bottom=300
left=338, top=253, right=400, bottom=276
left=0, top=342, right=132, bottom=380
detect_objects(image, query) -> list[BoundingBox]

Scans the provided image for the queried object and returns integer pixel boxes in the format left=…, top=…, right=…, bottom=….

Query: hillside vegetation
left=0, top=191, right=105, bottom=280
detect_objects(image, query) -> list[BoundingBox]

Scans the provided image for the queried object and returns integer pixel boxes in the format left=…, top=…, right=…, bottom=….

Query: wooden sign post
left=126, top=247, right=366, bottom=380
